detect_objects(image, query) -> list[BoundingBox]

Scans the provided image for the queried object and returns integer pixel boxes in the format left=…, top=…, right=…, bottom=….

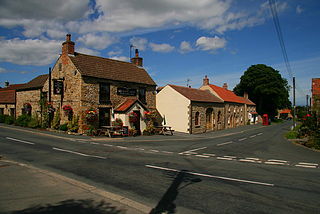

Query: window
left=0, top=108, right=4, bottom=115
left=138, top=88, right=146, bottom=104
left=99, top=83, right=110, bottom=104
left=195, top=112, right=200, bottom=126
left=10, top=108, right=15, bottom=117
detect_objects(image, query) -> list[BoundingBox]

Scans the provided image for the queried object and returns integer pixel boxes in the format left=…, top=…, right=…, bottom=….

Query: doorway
left=99, top=108, right=111, bottom=127
left=206, top=108, right=213, bottom=130
left=133, top=110, right=141, bottom=135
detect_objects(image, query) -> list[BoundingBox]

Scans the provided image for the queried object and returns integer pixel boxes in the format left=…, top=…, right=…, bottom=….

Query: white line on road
left=223, top=155, right=237, bottom=159
left=195, top=155, right=210, bottom=158
left=297, top=162, right=318, bottom=166
left=216, top=157, right=234, bottom=161
left=52, top=147, right=106, bottom=159
left=217, top=141, right=233, bottom=146
left=238, top=138, right=247, bottom=141
left=161, top=151, right=173, bottom=154
left=239, top=159, right=262, bottom=163
left=295, top=164, right=317, bottom=168
left=145, top=164, right=274, bottom=187
left=103, top=144, right=113, bottom=147
left=179, top=147, right=207, bottom=154
left=6, top=137, right=35, bottom=145
left=245, top=157, right=261, bottom=161
left=267, top=159, right=288, bottom=163
left=257, top=133, right=263, bottom=136
left=90, top=142, right=100, bottom=145
left=249, top=135, right=257, bottom=138
left=150, top=150, right=159, bottom=153
left=116, top=146, right=127, bottom=149
left=202, top=153, right=216, bottom=157
left=264, top=161, right=286, bottom=165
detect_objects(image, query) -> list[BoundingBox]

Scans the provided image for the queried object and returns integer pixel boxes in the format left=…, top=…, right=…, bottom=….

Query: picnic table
left=100, top=126, right=126, bottom=137
left=156, top=125, right=174, bottom=136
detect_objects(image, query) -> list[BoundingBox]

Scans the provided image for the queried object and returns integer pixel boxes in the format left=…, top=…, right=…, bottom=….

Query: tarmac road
left=0, top=122, right=319, bottom=213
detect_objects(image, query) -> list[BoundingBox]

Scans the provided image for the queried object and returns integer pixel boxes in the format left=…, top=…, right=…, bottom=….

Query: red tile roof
left=69, top=53, right=156, bottom=86
left=0, top=84, right=26, bottom=91
left=280, top=109, right=291, bottom=114
left=114, top=98, right=147, bottom=112
left=208, top=84, right=251, bottom=104
left=169, top=84, right=223, bottom=103
left=0, top=90, right=15, bottom=104
left=17, top=74, right=48, bottom=91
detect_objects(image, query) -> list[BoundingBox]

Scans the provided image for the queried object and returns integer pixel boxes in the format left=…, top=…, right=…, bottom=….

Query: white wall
left=156, top=85, right=190, bottom=133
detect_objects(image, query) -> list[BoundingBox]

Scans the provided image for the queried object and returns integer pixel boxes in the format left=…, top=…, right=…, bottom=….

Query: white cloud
left=179, top=41, right=193, bottom=53
left=149, top=43, right=174, bottom=53
left=0, top=67, right=7, bottom=73
left=196, top=36, right=226, bottom=52
left=76, top=47, right=100, bottom=56
left=108, top=49, right=123, bottom=56
left=110, top=56, right=130, bottom=62
left=78, top=33, right=116, bottom=50
left=130, top=37, right=148, bottom=51
left=0, top=38, right=61, bottom=66
left=296, top=5, right=304, bottom=14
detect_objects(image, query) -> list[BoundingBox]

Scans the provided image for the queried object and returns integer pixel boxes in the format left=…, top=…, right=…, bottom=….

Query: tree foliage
left=234, top=64, right=291, bottom=118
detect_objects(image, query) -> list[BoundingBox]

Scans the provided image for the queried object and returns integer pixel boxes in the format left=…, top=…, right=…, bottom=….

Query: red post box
left=262, top=114, right=269, bottom=126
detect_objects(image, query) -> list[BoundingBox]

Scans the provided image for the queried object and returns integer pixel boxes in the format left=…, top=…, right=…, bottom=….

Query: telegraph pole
left=293, top=77, right=296, bottom=127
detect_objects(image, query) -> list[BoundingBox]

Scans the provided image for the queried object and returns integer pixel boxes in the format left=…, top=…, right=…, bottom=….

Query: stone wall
left=224, top=103, right=246, bottom=129
left=190, top=102, right=225, bottom=134
left=16, top=89, right=42, bottom=117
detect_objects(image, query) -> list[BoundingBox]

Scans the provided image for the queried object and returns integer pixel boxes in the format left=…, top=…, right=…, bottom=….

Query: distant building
left=311, top=78, right=320, bottom=115
left=0, top=83, right=26, bottom=117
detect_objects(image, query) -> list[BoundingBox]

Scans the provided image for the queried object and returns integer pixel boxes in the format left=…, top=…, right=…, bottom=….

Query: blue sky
left=0, top=0, right=319, bottom=106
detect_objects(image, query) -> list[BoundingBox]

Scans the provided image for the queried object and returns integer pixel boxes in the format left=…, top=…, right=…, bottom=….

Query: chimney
left=223, top=83, right=228, bottom=90
left=130, top=49, right=143, bottom=67
left=203, top=75, right=209, bottom=86
left=62, top=34, right=75, bottom=56
left=5, top=81, right=9, bottom=88
left=244, top=92, right=248, bottom=99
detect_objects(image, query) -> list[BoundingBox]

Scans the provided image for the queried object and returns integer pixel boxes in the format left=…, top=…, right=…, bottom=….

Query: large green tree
left=234, top=64, right=291, bottom=118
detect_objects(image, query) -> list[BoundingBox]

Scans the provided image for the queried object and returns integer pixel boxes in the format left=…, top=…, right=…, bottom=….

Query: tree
left=234, top=64, right=291, bottom=119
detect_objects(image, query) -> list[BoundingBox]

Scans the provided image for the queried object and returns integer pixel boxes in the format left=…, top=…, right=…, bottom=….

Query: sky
left=0, top=0, right=319, bottom=106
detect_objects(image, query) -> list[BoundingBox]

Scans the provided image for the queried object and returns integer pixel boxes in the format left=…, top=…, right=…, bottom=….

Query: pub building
left=16, top=34, right=157, bottom=134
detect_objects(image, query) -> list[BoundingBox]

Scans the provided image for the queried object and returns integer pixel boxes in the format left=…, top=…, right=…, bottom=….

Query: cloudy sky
left=0, top=0, right=319, bottom=105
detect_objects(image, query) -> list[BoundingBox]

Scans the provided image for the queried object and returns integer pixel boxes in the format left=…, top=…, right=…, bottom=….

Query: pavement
left=0, top=157, right=150, bottom=214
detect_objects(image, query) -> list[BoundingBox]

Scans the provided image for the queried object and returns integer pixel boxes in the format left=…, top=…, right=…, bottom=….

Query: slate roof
left=17, top=74, right=48, bottom=91
left=114, top=98, right=147, bottom=112
left=169, top=84, right=223, bottom=103
left=69, top=53, right=156, bottom=86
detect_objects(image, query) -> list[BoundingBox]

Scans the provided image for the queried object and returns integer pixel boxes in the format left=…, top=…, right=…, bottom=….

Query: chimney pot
left=62, top=33, right=75, bottom=56
left=5, top=81, right=9, bottom=88
left=131, top=49, right=143, bottom=66
left=203, top=75, right=209, bottom=86
left=223, top=83, right=228, bottom=90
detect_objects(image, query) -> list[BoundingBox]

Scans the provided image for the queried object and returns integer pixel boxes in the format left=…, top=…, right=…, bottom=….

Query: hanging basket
left=85, top=108, right=98, bottom=122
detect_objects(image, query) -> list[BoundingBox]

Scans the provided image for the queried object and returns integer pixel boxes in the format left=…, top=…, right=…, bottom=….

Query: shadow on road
left=10, top=199, right=125, bottom=214
left=150, top=170, right=201, bottom=214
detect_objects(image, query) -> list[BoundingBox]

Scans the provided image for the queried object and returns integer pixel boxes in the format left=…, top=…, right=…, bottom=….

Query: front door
left=206, top=108, right=213, bottom=130
left=99, top=108, right=111, bottom=127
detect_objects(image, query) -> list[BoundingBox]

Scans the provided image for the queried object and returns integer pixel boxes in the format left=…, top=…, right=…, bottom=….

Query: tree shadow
left=10, top=199, right=125, bottom=214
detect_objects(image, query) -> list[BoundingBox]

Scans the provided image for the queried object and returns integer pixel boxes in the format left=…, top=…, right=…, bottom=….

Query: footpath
left=0, top=158, right=150, bottom=214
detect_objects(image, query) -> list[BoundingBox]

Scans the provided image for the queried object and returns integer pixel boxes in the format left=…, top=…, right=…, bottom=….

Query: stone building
left=200, top=76, right=256, bottom=128
left=311, top=78, right=320, bottom=115
left=0, top=83, right=26, bottom=117
left=157, top=76, right=256, bottom=134
left=16, top=34, right=157, bottom=133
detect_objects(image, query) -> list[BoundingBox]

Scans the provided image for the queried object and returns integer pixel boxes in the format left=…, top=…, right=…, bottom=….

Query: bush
left=0, top=114, right=5, bottom=123
left=4, top=115, right=14, bottom=125
left=67, top=115, right=79, bottom=132
left=15, top=115, right=31, bottom=127
left=59, top=123, right=68, bottom=131
left=285, top=131, right=298, bottom=139
left=27, top=117, right=40, bottom=128
left=52, top=107, right=61, bottom=130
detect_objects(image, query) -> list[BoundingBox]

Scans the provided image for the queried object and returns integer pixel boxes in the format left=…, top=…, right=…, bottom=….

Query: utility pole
left=293, top=77, right=296, bottom=128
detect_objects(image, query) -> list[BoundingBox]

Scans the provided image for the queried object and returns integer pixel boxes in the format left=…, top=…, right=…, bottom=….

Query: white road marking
left=257, top=133, right=263, bottom=136
left=267, top=159, right=288, bottom=163
left=239, top=159, right=262, bottom=163
left=245, top=157, right=261, bottom=161
left=264, top=161, right=286, bottom=165
left=145, top=165, right=274, bottom=187
left=179, top=147, right=207, bottom=154
left=249, top=135, right=257, bottom=138
left=295, top=164, right=317, bottom=168
left=161, top=151, right=173, bottom=154
left=6, top=137, right=35, bottom=145
left=217, top=141, right=233, bottom=146
left=223, top=155, right=237, bottom=159
left=103, top=144, right=113, bottom=147
left=195, top=155, right=210, bottom=158
left=217, top=157, right=234, bottom=161
left=238, top=138, right=247, bottom=141
left=116, top=146, right=127, bottom=149
left=202, top=153, right=216, bottom=157
left=52, top=147, right=106, bottom=159
left=90, top=142, right=99, bottom=145
left=297, top=162, right=318, bottom=166
left=150, top=150, right=159, bottom=153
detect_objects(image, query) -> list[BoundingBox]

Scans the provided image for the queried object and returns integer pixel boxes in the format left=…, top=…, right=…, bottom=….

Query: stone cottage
left=156, top=84, right=224, bottom=134
left=30, top=34, right=157, bottom=133
left=0, top=83, right=26, bottom=117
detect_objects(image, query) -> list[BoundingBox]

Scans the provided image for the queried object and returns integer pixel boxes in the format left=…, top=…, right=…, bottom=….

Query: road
left=0, top=122, right=319, bottom=214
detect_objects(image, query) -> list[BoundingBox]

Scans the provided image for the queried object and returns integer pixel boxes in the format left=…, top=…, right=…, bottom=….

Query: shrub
left=68, top=115, right=79, bottom=132
left=52, top=107, right=61, bottom=129
left=112, top=118, right=123, bottom=127
left=59, top=123, right=68, bottom=131
left=285, top=131, right=298, bottom=139
left=0, top=114, right=5, bottom=123
left=15, top=115, right=31, bottom=127
left=27, top=116, right=40, bottom=128
left=4, top=115, right=14, bottom=125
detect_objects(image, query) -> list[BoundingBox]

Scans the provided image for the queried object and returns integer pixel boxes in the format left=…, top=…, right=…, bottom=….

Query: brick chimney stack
left=203, top=75, right=209, bottom=86
left=130, top=49, right=143, bottom=67
left=223, top=83, right=228, bottom=90
left=62, top=34, right=75, bottom=56
left=244, top=92, right=248, bottom=99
